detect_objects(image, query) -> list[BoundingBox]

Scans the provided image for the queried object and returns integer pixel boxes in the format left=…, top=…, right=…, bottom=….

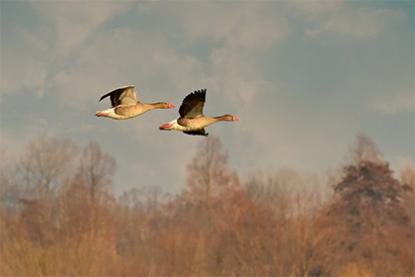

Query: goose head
left=217, top=114, right=240, bottom=121
left=152, top=102, right=176, bottom=109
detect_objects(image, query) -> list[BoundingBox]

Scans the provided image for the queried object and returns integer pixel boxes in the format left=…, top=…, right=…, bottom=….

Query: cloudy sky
left=1, top=1, right=414, bottom=194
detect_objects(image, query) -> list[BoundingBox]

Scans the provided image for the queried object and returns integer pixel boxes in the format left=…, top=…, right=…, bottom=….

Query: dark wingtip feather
left=183, top=89, right=207, bottom=102
left=99, top=91, right=111, bottom=102
left=192, top=88, right=206, bottom=101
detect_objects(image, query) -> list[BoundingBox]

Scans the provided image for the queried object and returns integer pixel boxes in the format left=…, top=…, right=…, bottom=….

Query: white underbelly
left=115, top=113, right=140, bottom=120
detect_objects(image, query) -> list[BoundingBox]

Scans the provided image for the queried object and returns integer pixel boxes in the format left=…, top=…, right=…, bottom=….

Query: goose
left=96, top=85, right=175, bottom=120
left=159, top=89, right=239, bottom=136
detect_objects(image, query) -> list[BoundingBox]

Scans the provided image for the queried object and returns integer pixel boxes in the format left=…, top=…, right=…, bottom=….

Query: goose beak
left=96, top=111, right=106, bottom=117
left=233, top=116, right=240, bottom=121
left=159, top=123, right=173, bottom=130
left=167, top=103, right=176, bottom=109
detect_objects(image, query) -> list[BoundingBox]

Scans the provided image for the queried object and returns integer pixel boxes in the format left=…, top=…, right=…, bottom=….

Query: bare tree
left=18, top=137, right=78, bottom=198
left=75, top=142, right=116, bottom=202
left=186, top=136, right=239, bottom=202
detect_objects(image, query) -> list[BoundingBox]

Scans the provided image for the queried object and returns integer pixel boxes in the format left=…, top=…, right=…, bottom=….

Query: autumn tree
left=3, top=132, right=413, bottom=276
left=62, top=142, right=117, bottom=252
left=348, top=132, right=383, bottom=165
left=185, top=136, right=239, bottom=203
left=312, top=134, right=415, bottom=276
left=145, top=137, right=243, bottom=275
left=400, top=163, right=415, bottom=232
left=6, top=137, right=78, bottom=247
left=18, top=137, right=78, bottom=199
left=74, top=142, right=116, bottom=202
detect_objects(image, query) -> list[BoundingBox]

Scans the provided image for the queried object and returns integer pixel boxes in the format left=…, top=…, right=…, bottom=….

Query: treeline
left=0, top=135, right=414, bottom=276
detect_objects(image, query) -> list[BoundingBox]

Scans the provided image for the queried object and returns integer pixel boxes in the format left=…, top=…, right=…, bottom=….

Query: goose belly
left=113, top=114, right=139, bottom=120
left=114, top=105, right=149, bottom=119
left=175, top=118, right=213, bottom=131
left=96, top=107, right=141, bottom=120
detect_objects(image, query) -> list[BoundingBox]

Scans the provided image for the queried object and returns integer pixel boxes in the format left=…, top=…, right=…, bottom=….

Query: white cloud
left=1, top=2, right=131, bottom=97
left=38, top=2, right=392, bottom=181
left=49, top=2, right=288, bottom=109
left=30, top=2, right=131, bottom=56
left=171, top=3, right=289, bottom=50
left=162, top=3, right=289, bottom=107
left=49, top=27, right=205, bottom=107
left=373, top=92, right=415, bottom=115
left=288, top=0, right=345, bottom=18
left=305, top=7, right=405, bottom=39
left=0, top=27, right=49, bottom=96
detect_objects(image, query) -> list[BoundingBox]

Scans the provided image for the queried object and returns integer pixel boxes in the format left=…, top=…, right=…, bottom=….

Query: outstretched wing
left=183, top=129, right=208, bottom=136
left=99, top=85, right=137, bottom=107
left=179, top=89, right=206, bottom=118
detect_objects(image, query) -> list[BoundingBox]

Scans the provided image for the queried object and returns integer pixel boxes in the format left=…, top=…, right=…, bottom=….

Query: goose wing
left=99, top=85, right=137, bottom=107
left=179, top=89, right=206, bottom=118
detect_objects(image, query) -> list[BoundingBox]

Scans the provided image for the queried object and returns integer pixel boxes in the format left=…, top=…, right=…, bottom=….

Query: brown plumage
left=159, top=89, right=239, bottom=136
left=96, top=85, right=175, bottom=120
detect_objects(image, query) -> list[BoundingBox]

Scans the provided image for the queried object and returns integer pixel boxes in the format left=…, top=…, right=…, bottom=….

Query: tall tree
left=18, top=137, right=78, bottom=198
left=348, top=132, right=383, bottom=165
left=312, top=134, right=414, bottom=276
left=75, top=142, right=116, bottom=202
left=185, top=136, right=239, bottom=202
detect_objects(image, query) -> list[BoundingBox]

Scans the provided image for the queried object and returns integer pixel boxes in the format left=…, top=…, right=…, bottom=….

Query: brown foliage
left=1, top=135, right=414, bottom=276
left=312, top=160, right=414, bottom=276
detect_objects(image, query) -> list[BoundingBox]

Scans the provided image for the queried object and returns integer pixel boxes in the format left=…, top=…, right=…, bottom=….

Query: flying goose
left=96, top=85, right=175, bottom=120
left=159, top=89, right=239, bottom=136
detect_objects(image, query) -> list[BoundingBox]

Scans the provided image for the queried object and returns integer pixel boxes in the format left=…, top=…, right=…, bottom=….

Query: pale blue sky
left=1, top=1, right=414, bottom=194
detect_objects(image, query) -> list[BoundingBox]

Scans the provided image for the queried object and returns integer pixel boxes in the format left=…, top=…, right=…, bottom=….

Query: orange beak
left=167, top=103, right=176, bottom=109
left=159, top=123, right=173, bottom=130
left=96, top=111, right=107, bottom=117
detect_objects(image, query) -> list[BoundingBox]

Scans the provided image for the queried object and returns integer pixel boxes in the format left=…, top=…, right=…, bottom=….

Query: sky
left=1, top=1, right=414, bottom=194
